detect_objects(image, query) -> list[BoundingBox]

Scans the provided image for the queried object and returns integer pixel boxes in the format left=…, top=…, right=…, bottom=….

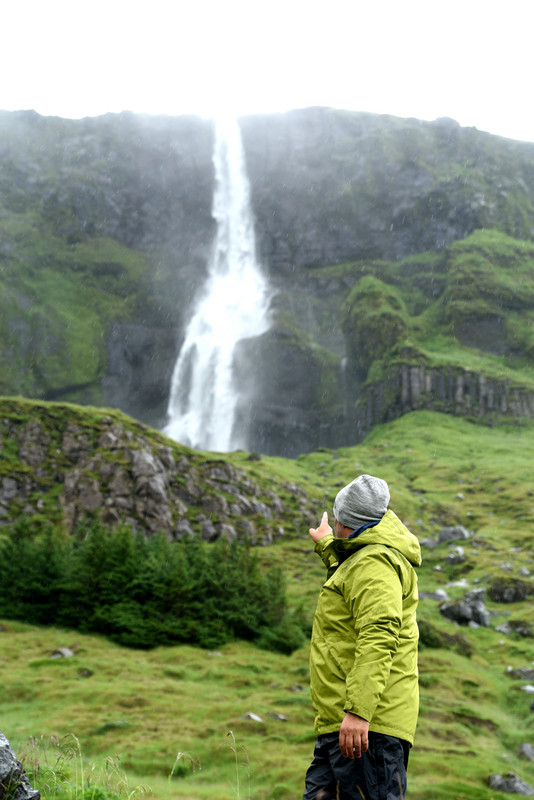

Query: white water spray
left=164, top=117, right=270, bottom=451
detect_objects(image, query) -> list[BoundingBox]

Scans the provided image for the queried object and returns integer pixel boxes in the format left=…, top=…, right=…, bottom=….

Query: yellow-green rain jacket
left=310, top=509, right=422, bottom=744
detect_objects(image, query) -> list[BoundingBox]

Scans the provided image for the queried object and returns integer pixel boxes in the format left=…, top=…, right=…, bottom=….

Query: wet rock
left=108, top=468, right=130, bottom=497
left=62, top=424, right=91, bottom=461
left=114, top=495, right=134, bottom=512
left=97, top=460, right=117, bottom=481
left=497, top=622, right=512, bottom=635
left=175, top=455, right=191, bottom=473
left=440, top=588, right=490, bottom=627
left=506, top=667, right=534, bottom=681
left=203, top=494, right=229, bottom=515
left=206, top=464, right=238, bottom=483
left=135, top=497, right=173, bottom=533
left=419, top=537, right=438, bottom=549
left=130, top=448, right=161, bottom=478
left=488, top=771, right=534, bottom=795
left=497, top=621, right=533, bottom=638
left=235, top=518, right=257, bottom=540
left=174, top=519, right=195, bottom=539
left=0, top=731, right=40, bottom=800
left=77, top=669, right=93, bottom=678
left=489, top=579, right=531, bottom=603
left=437, top=525, right=470, bottom=543
left=98, top=430, right=121, bottom=449
left=197, top=515, right=218, bottom=542
left=135, top=474, right=168, bottom=503
left=249, top=499, right=273, bottom=519
left=0, top=478, right=18, bottom=505
left=50, top=647, right=74, bottom=659
left=157, top=446, right=175, bottom=471
left=420, top=589, right=450, bottom=602
left=230, top=494, right=258, bottom=515
left=17, top=420, right=50, bottom=467
left=218, top=523, right=238, bottom=543
left=445, top=545, right=465, bottom=565
left=265, top=491, right=286, bottom=514
left=519, top=743, right=534, bottom=761
left=241, top=712, right=263, bottom=722
left=63, top=470, right=104, bottom=513
left=184, top=477, right=202, bottom=499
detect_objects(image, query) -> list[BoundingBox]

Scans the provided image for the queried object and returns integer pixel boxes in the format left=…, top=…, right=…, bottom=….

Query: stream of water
left=164, top=116, right=270, bottom=451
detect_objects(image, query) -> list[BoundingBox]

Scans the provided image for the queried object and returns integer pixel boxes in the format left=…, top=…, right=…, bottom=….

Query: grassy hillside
left=3, top=409, right=534, bottom=799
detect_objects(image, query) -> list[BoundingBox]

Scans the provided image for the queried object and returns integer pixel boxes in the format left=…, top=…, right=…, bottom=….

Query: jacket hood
left=331, top=509, right=422, bottom=567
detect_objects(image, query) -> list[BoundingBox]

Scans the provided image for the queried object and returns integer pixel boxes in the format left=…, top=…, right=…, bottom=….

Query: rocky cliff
left=241, top=109, right=534, bottom=271
left=2, top=109, right=534, bottom=454
left=0, top=397, right=315, bottom=542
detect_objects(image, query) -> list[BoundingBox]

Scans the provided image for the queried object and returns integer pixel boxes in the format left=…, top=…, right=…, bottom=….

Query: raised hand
left=309, top=511, right=333, bottom=542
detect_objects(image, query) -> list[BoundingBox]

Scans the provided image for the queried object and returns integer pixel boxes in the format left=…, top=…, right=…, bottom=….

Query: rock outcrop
left=440, top=588, right=491, bottom=628
left=0, top=732, right=40, bottom=800
left=0, top=399, right=315, bottom=543
left=242, top=356, right=534, bottom=457
left=488, top=772, right=534, bottom=796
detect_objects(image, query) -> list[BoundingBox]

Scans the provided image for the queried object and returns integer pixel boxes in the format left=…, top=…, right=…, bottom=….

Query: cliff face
left=2, top=108, right=534, bottom=454
left=240, top=109, right=534, bottom=271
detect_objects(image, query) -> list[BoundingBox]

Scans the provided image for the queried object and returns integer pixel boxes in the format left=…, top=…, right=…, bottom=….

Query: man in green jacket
left=303, top=474, right=421, bottom=800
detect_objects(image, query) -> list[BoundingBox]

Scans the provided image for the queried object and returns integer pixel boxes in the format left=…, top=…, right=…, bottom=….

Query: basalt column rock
left=348, top=364, right=534, bottom=444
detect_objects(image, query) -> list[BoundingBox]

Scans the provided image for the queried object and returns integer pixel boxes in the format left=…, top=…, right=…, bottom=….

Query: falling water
left=164, top=116, right=270, bottom=452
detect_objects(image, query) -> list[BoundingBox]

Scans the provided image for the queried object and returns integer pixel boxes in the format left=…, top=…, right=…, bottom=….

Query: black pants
left=303, top=731, right=409, bottom=800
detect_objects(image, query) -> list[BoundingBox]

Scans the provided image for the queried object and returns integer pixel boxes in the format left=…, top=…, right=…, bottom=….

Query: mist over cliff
left=2, top=107, right=534, bottom=455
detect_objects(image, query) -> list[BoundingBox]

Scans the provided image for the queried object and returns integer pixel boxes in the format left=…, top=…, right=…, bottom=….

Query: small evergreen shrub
left=0, top=519, right=303, bottom=654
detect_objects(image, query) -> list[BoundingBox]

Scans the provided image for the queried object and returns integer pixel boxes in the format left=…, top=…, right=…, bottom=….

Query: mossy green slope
left=0, top=217, right=149, bottom=403
left=2, top=407, right=534, bottom=799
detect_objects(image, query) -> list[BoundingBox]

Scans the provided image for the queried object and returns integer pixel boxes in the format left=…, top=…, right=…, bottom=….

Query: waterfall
left=164, top=116, right=270, bottom=452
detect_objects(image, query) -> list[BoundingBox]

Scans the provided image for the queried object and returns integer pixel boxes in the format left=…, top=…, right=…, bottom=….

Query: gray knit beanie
left=333, top=474, right=390, bottom=530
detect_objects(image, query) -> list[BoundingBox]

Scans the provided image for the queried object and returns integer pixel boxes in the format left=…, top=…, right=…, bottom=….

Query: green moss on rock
left=342, top=276, right=411, bottom=373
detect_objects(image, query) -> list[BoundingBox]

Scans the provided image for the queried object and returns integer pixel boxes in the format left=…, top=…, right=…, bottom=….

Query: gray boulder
left=507, top=667, right=534, bottom=681
left=440, top=588, right=491, bottom=627
left=0, top=732, right=40, bottom=800
left=519, top=743, right=534, bottom=761
left=437, top=525, right=470, bottom=543
left=497, top=621, right=533, bottom=638
left=420, top=589, right=450, bottom=602
left=445, top=545, right=465, bottom=565
left=489, top=579, right=530, bottom=603
left=488, top=772, right=534, bottom=795
left=419, top=537, right=438, bottom=549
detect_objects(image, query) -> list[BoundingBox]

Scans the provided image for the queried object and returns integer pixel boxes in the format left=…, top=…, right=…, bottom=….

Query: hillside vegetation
left=2, top=402, right=534, bottom=799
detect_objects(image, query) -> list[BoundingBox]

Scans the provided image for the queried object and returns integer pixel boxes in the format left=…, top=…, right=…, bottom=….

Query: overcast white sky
left=1, top=0, right=533, bottom=142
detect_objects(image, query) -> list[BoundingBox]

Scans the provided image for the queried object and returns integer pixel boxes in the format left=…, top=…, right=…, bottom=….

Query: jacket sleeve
left=314, top=534, right=339, bottom=571
left=342, top=548, right=402, bottom=722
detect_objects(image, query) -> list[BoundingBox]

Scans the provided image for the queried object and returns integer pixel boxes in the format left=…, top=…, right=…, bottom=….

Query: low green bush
left=0, top=519, right=302, bottom=653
